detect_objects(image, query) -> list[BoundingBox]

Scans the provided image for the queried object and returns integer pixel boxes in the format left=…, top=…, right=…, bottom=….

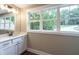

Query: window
left=0, top=16, right=15, bottom=30
left=42, top=9, right=57, bottom=30
left=60, top=5, right=79, bottom=32
left=28, top=5, right=79, bottom=32
left=29, top=11, right=40, bottom=30
left=29, top=8, right=57, bottom=31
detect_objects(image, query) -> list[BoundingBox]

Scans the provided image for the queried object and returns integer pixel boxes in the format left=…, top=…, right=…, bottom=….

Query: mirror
left=0, top=4, right=16, bottom=34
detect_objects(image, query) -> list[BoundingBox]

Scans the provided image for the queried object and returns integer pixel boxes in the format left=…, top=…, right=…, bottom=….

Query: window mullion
left=40, top=11, right=43, bottom=31
left=4, top=17, right=6, bottom=29
left=9, top=17, right=11, bottom=29
left=57, top=7, right=60, bottom=31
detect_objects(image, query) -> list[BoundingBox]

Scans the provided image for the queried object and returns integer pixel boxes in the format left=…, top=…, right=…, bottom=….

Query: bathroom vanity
left=0, top=33, right=27, bottom=55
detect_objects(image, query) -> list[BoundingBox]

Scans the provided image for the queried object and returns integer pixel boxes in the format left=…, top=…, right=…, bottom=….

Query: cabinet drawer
left=0, top=40, right=11, bottom=49
left=12, top=37, right=24, bottom=44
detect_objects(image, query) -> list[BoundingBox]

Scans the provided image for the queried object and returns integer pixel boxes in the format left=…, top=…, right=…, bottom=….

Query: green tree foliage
left=42, top=9, right=56, bottom=30
left=30, top=22, right=39, bottom=30
left=43, top=21, right=55, bottom=30
left=30, top=9, right=57, bottom=30
left=11, top=16, right=15, bottom=23
left=30, top=12, right=40, bottom=20
left=60, top=5, right=79, bottom=25
left=42, top=9, right=56, bottom=20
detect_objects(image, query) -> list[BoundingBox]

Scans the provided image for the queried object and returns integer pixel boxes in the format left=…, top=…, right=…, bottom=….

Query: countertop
left=0, top=32, right=27, bottom=43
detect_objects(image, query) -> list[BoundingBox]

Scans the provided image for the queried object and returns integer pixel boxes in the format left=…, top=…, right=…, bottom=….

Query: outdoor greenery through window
left=0, top=16, right=15, bottom=30
left=60, top=5, right=79, bottom=31
left=42, top=9, right=57, bottom=30
left=28, top=5, right=79, bottom=32
left=29, top=11, right=40, bottom=30
left=29, top=8, right=57, bottom=31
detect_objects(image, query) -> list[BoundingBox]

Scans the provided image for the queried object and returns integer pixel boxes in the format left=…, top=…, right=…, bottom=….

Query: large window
left=29, top=8, right=57, bottom=31
left=60, top=5, right=79, bottom=32
left=0, top=16, right=15, bottom=30
left=28, top=5, right=79, bottom=32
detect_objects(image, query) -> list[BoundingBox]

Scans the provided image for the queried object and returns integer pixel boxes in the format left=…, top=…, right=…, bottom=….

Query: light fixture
left=0, top=4, right=17, bottom=14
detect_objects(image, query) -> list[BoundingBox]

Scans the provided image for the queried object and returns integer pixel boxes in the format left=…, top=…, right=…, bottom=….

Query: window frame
left=28, top=6, right=58, bottom=32
left=27, top=4, right=79, bottom=34
left=60, top=5, right=79, bottom=32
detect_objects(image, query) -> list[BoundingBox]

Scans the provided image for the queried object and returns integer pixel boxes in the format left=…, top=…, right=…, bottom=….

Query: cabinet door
left=0, top=45, right=17, bottom=55
left=12, top=36, right=27, bottom=55
left=17, top=42, right=25, bottom=54
left=0, top=49, right=4, bottom=55
left=17, top=36, right=27, bottom=54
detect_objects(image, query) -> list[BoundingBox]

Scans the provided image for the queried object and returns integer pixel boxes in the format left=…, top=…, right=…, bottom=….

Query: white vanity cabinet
left=0, top=35, right=27, bottom=55
left=12, top=36, right=27, bottom=54
left=17, top=37, right=27, bottom=54
left=0, top=44, right=17, bottom=55
left=0, top=40, right=17, bottom=55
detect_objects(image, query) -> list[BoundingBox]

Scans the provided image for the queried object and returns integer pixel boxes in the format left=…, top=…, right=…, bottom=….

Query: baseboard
left=27, top=48, right=51, bottom=55
left=20, top=50, right=27, bottom=55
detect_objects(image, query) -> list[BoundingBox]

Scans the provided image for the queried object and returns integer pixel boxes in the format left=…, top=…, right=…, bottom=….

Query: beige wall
left=27, top=32, right=79, bottom=55
left=15, top=8, right=27, bottom=33
left=20, top=8, right=27, bottom=32
left=15, top=9, right=21, bottom=33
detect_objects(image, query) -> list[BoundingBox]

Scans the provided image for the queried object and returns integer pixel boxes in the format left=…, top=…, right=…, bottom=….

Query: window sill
left=28, top=31, right=79, bottom=37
